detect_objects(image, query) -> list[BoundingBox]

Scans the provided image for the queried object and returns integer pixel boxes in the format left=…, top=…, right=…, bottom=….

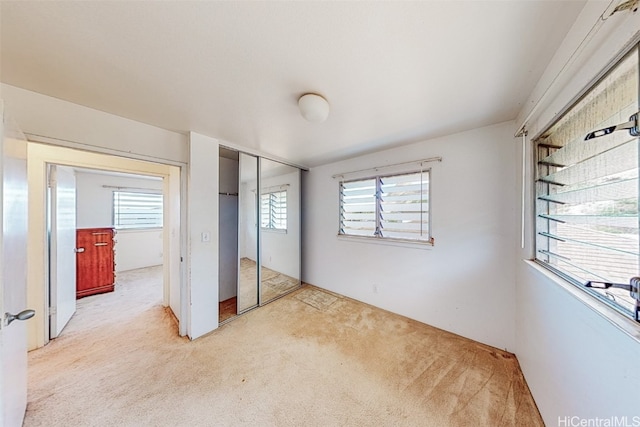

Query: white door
left=49, top=165, right=77, bottom=338
left=0, top=106, right=30, bottom=427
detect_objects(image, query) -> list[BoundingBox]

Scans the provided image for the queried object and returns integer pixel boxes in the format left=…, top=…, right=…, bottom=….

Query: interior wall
left=514, top=3, right=640, bottom=423
left=75, top=171, right=163, bottom=272
left=188, top=132, right=219, bottom=339
left=303, top=121, right=518, bottom=351
left=0, top=84, right=187, bottom=164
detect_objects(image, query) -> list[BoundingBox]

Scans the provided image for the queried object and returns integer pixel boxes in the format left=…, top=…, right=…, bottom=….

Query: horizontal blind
left=340, top=178, right=377, bottom=237
left=113, top=191, right=163, bottom=229
left=535, top=47, right=639, bottom=315
left=340, top=171, right=430, bottom=242
left=261, top=190, right=287, bottom=230
left=380, top=171, right=429, bottom=241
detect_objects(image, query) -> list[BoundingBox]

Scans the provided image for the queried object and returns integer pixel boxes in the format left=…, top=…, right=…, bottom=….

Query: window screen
left=113, top=191, right=163, bottom=229
left=261, top=190, right=287, bottom=230
left=340, top=171, right=430, bottom=242
left=535, top=46, right=639, bottom=320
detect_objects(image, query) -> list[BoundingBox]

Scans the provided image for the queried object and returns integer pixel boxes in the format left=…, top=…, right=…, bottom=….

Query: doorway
left=26, top=142, right=182, bottom=350
left=47, top=165, right=167, bottom=338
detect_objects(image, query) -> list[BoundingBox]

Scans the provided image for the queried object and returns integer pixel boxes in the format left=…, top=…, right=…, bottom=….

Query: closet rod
left=331, top=156, right=442, bottom=179
left=219, top=192, right=238, bottom=196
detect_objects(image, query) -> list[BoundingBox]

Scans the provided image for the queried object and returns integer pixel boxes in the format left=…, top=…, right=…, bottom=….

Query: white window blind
left=340, top=171, right=430, bottom=242
left=261, top=190, right=287, bottom=230
left=535, top=46, right=639, bottom=320
left=113, top=191, right=163, bottom=229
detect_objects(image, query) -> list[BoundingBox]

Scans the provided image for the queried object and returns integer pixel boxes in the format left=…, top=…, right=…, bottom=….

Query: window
left=535, top=46, right=639, bottom=322
left=113, top=191, right=163, bottom=229
left=339, top=170, right=430, bottom=242
left=261, top=190, right=287, bottom=231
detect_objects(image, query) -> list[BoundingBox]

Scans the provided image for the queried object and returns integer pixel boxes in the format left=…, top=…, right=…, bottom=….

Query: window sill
left=523, top=260, right=640, bottom=344
left=261, top=228, right=287, bottom=235
left=114, top=227, right=163, bottom=233
left=336, top=234, right=433, bottom=250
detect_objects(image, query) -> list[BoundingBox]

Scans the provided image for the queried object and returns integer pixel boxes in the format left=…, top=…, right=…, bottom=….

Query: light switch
left=201, top=232, right=211, bottom=243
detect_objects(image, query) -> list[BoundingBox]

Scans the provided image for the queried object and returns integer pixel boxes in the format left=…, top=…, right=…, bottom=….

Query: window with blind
left=535, top=45, right=640, bottom=322
left=339, top=170, right=430, bottom=242
left=113, top=191, right=163, bottom=229
left=261, top=190, right=287, bottom=231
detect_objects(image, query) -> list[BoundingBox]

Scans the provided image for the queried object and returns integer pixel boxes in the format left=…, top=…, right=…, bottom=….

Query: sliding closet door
left=237, top=153, right=259, bottom=313
left=259, top=158, right=301, bottom=304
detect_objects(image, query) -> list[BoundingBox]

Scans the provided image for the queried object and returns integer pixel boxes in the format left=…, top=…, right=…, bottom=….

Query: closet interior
left=218, top=147, right=302, bottom=323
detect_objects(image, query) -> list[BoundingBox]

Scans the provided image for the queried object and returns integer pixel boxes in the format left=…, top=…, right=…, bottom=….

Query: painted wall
left=75, top=171, right=163, bottom=272
left=514, top=2, right=640, bottom=423
left=0, top=84, right=187, bottom=164
left=188, top=132, right=219, bottom=339
left=303, top=121, right=518, bottom=351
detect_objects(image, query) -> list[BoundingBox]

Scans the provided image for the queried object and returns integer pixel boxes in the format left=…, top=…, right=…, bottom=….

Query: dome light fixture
left=298, top=93, right=330, bottom=123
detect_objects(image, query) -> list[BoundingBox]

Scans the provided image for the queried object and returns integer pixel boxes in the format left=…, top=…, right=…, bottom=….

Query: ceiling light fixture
left=298, top=93, right=330, bottom=123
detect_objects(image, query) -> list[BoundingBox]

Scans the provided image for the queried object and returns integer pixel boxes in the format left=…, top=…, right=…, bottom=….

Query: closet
left=218, top=147, right=302, bottom=323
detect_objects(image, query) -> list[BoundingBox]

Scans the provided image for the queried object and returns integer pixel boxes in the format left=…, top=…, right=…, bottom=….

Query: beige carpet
left=237, top=258, right=300, bottom=312
left=25, top=268, right=543, bottom=427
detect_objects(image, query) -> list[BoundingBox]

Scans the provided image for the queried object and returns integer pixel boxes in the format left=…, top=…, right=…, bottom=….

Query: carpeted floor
left=25, top=266, right=543, bottom=426
left=236, top=257, right=300, bottom=314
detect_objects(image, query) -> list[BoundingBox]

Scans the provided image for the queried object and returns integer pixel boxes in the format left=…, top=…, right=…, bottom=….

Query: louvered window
left=113, top=191, right=163, bottom=229
left=339, top=171, right=430, bottom=242
left=535, top=45, right=640, bottom=321
left=261, top=190, right=287, bottom=231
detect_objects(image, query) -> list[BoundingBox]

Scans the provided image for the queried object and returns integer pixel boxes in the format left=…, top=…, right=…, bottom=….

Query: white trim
left=524, top=260, right=640, bottom=344
left=26, top=142, right=184, bottom=349
left=336, top=234, right=433, bottom=250
left=25, top=133, right=187, bottom=167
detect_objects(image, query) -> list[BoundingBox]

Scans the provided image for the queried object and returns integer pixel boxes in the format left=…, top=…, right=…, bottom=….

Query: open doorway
left=26, top=142, right=183, bottom=350
left=48, top=165, right=166, bottom=338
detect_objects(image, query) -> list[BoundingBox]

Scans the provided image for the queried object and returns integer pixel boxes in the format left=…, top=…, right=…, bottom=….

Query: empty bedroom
left=1, top=1, right=639, bottom=427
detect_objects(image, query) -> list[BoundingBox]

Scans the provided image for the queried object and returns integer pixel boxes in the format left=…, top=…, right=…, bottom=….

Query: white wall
left=76, top=172, right=163, bottom=227
left=75, top=171, right=163, bottom=272
left=76, top=172, right=163, bottom=271
left=1, top=84, right=187, bottom=164
left=188, top=132, right=219, bottom=339
left=303, top=121, right=517, bottom=351
left=514, top=3, right=640, bottom=423
left=114, top=229, right=163, bottom=272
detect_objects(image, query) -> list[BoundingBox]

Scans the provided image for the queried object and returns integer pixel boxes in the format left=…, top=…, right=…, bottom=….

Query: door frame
left=27, top=142, right=183, bottom=349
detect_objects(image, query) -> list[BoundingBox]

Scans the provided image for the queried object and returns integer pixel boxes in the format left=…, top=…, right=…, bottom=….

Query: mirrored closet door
left=259, top=158, right=301, bottom=305
left=237, top=152, right=259, bottom=313
left=219, top=148, right=302, bottom=324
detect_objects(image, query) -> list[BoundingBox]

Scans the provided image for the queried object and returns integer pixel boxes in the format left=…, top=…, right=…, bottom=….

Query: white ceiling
left=0, top=1, right=586, bottom=167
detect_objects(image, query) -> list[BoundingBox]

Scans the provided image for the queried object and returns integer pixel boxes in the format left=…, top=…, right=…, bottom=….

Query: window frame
left=532, top=42, right=640, bottom=324
left=338, top=169, right=432, bottom=245
left=260, top=189, right=288, bottom=233
left=112, top=190, right=163, bottom=230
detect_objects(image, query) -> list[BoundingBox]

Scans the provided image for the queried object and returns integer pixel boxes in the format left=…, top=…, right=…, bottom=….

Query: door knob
left=5, top=309, right=35, bottom=326
left=75, top=247, right=85, bottom=253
